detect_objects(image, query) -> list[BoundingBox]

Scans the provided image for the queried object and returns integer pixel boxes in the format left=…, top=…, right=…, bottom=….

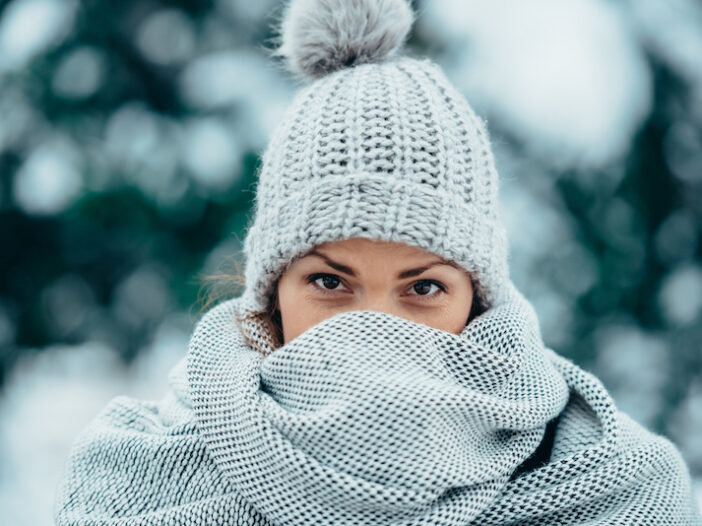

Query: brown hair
left=198, top=256, right=285, bottom=349
left=201, top=263, right=488, bottom=353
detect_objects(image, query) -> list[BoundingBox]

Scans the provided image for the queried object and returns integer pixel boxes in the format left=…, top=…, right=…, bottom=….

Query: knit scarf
left=54, top=283, right=701, bottom=525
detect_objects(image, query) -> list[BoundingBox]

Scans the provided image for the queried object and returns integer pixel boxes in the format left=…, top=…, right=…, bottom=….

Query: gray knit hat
left=239, top=0, right=511, bottom=315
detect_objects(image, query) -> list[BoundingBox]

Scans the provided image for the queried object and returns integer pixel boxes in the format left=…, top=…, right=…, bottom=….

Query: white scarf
left=54, top=282, right=701, bottom=525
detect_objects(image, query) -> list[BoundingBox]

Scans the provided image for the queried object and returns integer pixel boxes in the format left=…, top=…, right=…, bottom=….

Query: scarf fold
left=54, top=283, right=702, bottom=525
left=187, top=282, right=570, bottom=524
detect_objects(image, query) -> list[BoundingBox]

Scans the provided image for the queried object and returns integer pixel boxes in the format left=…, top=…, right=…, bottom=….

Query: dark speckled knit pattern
left=54, top=282, right=701, bottom=525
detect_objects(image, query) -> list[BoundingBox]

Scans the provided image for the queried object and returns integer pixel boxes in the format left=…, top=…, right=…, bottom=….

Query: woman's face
left=276, top=237, right=474, bottom=344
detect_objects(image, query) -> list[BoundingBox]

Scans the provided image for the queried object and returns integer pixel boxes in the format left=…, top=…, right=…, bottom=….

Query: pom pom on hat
left=272, top=0, right=415, bottom=81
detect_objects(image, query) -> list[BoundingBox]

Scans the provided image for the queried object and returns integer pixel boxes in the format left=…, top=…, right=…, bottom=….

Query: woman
left=54, top=0, right=701, bottom=524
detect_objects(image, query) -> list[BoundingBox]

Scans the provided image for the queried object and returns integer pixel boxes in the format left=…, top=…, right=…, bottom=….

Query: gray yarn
left=54, top=281, right=701, bottom=525
left=240, top=55, right=510, bottom=317
left=272, top=0, right=415, bottom=80
left=242, top=0, right=510, bottom=316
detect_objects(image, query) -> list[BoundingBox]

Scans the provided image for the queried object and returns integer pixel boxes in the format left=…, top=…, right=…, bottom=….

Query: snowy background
left=0, top=0, right=700, bottom=523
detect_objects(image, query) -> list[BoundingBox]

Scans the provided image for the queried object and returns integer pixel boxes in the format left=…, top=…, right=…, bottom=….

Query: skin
left=275, top=237, right=475, bottom=344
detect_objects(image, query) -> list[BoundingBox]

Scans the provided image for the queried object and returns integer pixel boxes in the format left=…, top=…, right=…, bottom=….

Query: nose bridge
left=358, top=287, right=397, bottom=316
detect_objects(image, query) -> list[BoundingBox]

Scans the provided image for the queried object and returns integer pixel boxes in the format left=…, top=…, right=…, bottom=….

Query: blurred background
left=0, top=0, right=700, bottom=522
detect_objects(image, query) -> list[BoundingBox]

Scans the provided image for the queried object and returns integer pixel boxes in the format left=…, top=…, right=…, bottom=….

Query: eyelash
left=306, top=273, right=447, bottom=300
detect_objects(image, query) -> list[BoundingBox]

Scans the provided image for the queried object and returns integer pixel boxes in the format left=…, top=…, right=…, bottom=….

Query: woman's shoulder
left=543, top=347, right=690, bottom=467
left=53, top=357, right=237, bottom=525
left=512, top=348, right=701, bottom=523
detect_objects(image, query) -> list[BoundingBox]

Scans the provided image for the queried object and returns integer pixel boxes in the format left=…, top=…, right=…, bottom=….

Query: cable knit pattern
left=240, top=56, right=510, bottom=315
left=53, top=282, right=702, bottom=525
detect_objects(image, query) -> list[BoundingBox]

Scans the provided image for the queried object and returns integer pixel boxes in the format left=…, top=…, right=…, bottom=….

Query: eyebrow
left=305, top=249, right=460, bottom=279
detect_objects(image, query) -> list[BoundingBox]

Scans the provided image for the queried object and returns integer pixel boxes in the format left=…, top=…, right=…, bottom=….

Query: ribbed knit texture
left=53, top=282, right=702, bottom=525
left=240, top=55, right=510, bottom=316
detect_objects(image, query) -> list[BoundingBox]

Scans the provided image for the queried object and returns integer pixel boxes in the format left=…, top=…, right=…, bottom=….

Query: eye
left=307, top=273, right=349, bottom=294
left=407, top=279, right=446, bottom=299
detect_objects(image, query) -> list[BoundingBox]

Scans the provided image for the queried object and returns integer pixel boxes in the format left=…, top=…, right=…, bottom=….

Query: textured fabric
left=272, top=0, right=415, bottom=80
left=54, top=282, right=702, bottom=525
left=240, top=42, right=510, bottom=316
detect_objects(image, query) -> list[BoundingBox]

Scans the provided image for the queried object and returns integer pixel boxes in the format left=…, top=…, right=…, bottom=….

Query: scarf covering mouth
left=54, top=283, right=702, bottom=525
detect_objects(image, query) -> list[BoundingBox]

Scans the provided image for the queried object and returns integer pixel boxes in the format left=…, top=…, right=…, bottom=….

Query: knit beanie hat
left=239, top=0, right=511, bottom=317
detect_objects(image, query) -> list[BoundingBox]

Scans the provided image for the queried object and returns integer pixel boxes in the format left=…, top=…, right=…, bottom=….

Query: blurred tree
left=0, top=0, right=700, bottom=477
